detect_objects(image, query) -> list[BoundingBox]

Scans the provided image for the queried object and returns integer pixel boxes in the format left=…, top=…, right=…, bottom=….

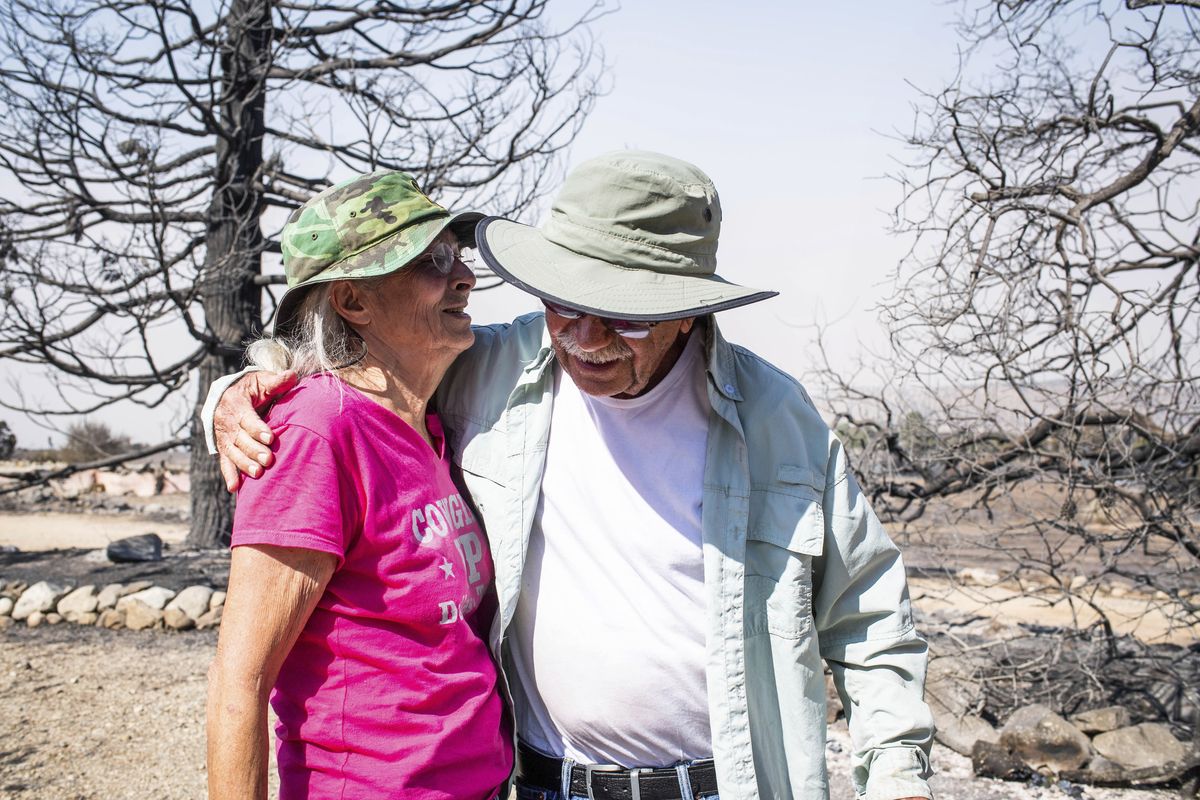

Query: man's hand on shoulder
left=214, top=370, right=297, bottom=492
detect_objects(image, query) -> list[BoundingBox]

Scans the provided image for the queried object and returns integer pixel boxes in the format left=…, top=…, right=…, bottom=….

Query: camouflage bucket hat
left=271, top=170, right=483, bottom=336
left=475, top=151, right=776, bottom=321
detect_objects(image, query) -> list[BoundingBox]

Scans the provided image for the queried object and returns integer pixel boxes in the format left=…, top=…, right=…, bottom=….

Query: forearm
left=206, top=662, right=270, bottom=800
left=820, top=550, right=933, bottom=799
left=827, top=634, right=934, bottom=800
left=815, top=446, right=933, bottom=798
left=205, top=544, right=336, bottom=798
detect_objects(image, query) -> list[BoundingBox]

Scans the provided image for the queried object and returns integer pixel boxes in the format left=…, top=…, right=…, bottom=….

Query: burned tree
left=0, top=0, right=604, bottom=546
left=823, top=0, right=1199, bottom=728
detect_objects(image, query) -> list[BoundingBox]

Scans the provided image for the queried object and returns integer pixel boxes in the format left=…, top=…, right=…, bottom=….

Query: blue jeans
left=514, top=760, right=720, bottom=800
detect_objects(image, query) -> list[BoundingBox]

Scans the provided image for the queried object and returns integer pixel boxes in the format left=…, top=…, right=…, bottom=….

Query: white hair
left=245, top=282, right=373, bottom=376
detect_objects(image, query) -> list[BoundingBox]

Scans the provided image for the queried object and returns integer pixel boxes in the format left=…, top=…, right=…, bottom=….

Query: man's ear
left=329, top=281, right=370, bottom=327
left=679, top=316, right=697, bottom=335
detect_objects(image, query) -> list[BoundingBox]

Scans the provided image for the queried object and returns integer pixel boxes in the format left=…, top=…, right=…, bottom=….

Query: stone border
left=0, top=578, right=224, bottom=631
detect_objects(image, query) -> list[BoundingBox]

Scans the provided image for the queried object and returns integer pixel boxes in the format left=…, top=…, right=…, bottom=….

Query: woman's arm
left=206, top=544, right=337, bottom=800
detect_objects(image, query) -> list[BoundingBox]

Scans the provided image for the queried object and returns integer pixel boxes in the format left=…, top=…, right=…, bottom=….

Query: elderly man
left=207, top=151, right=934, bottom=800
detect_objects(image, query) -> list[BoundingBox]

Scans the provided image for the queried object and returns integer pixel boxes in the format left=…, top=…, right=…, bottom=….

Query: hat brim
left=270, top=210, right=483, bottom=337
left=475, top=217, right=777, bottom=321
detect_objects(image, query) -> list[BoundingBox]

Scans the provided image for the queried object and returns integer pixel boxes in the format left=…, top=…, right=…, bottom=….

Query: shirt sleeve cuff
left=200, top=367, right=262, bottom=455
left=860, top=746, right=933, bottom=800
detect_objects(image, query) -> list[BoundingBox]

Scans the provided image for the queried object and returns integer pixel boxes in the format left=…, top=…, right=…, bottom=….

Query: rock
left=209, top=591, right=226, bottom=611
left=57, top=585, right=99, bottom=619
left=45, top=613, right=62, bottom=625
left=96, top=583, right=124, bottom=611
left=938, top=713, right=1000, bottom=756
left=96, top=609, right=125, bottom=629
left=958, top=567, right=1000, bottom=586
left=106, top=533, right=163, bottom=563
left=999, top=703, right=1091, bottom=773
left=72, top=612, right=99, bottom=626
left=118, top=580, right=153, bottom=597
left=12, top=581, right=72, bottom=621
left=166, top=586, right=213, bottom=621
left=1062, top=751, right=1200, bottom=787
left=25, top=610, right=45, bottom=627
left=0, top=597, right=12, bottom=617
left=122, top=600, right=162, bottom=631
left=2, top=580, right=27, bottom=598
left=972, top=740, right=1032, bottom=780
left=926, top=653, right=998, bottom=756
left=162, top=607, right=194, bottom=630
left=1083, top=754, right=1122, bottom=775
left=118, top=586, right=175, bottom=612
left=926, top=652, right=986, bottom=710
left=0, top=616, right=12, bottom=630
left=1070, top=706, right=1131, bottom=735
left=195, top=606, right=223, bottom=630
left=1092, top=723, right=1188, bottom=770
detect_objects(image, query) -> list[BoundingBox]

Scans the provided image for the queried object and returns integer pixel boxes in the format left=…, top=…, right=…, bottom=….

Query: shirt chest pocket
left=744, top=465, right=825, bottom=640
left=448, top=419, right=512, bottom=524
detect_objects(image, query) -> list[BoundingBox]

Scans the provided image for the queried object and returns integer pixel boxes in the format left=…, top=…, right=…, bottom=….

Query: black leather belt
left=516, top=742, right=718, bottom=800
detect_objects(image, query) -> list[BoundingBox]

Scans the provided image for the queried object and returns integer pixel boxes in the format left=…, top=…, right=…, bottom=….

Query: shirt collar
left=703, top=317, right=743, bottom=401
left=519, top=313, right=557, bottom=381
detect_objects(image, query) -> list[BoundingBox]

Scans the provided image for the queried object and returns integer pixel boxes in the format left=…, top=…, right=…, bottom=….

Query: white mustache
left=554, top=329, right=633, bottom=364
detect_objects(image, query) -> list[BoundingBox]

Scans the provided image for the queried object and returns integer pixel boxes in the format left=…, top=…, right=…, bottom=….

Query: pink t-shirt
left=231, top=375, right=511, bottom=800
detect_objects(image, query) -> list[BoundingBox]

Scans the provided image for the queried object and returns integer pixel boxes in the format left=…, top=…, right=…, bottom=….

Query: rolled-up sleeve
left=200, top=367, right=260, bottom=454
left=814, top=438, right=934, bottom=800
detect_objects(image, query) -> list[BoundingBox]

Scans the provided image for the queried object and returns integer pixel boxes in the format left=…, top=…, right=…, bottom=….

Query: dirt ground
left=0, top=512, right=188, bottom=551
left=0, top=623, right=1181, bottom=800
left=0, top=624, right=280, bottom=800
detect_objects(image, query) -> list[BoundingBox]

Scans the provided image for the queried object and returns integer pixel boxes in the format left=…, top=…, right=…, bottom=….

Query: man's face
left=544, top=306, right=696, bottom=398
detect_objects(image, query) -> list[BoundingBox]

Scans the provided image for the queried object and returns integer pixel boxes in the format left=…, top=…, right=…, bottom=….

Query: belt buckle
left=583, top=763, right=623, bottom=800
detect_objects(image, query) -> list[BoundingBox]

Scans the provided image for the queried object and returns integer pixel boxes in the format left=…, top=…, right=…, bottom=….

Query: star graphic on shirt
left=439, top=558, right=455, bottom=579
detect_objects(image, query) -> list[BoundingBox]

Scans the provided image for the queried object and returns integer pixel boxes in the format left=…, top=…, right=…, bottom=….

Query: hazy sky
left=5, top=1, right=965, bottom=446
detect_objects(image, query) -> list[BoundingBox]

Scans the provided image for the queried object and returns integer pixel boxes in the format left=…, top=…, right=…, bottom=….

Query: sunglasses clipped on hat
left=474, top=150, right=777, bottom=322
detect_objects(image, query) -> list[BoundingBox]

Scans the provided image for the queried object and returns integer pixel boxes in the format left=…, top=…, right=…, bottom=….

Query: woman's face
left=345, top=231, right=478, bottom=364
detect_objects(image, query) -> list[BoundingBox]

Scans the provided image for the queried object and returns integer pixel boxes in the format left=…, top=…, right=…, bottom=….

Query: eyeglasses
left=542, top=300, right=658, bottom=339
left=414, top=241, right=471, bottom=275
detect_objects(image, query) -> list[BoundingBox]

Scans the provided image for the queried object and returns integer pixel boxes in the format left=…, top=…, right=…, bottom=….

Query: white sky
left=4, top=1, right=964, bottom=447
left=470, top=1, right=963, bottom=358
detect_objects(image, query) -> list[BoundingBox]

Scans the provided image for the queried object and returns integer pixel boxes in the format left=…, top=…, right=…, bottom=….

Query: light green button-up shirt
left=433, top=313, right=934, bottom=800
left=204, top=311, right=935, bottom=799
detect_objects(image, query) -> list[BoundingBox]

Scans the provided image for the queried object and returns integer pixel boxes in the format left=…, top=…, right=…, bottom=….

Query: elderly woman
left=206, top=172, right=511, bottom=800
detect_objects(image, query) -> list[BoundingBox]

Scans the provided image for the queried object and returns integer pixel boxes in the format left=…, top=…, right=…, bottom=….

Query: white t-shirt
left=508, top=332, right=713, bottom=767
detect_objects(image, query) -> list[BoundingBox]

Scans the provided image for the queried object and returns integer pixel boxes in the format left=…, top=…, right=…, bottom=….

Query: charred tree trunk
left=0, top=0, right=604, bottom=545
left=187, top=0, right=271, bottom=548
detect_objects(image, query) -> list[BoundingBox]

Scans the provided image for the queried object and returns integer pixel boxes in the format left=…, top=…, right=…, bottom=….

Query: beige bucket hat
left=475, top=151, right=777, bottom=321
